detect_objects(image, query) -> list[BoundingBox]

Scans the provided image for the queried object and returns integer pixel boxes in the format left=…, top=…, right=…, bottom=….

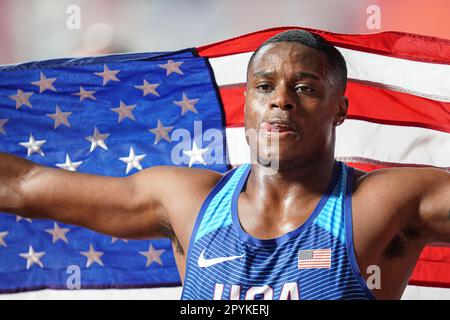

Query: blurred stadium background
left=0, top=0, right=448, bottom=299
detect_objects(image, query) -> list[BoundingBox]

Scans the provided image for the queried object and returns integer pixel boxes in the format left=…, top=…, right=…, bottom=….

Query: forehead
left=248, top=42, right=329, bottom=77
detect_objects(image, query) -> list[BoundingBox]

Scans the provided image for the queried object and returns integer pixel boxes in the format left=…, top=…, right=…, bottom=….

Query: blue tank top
left=181, top=161, right=375, bottom=300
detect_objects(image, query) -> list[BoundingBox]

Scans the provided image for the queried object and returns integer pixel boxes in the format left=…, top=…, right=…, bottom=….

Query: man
left=0, top=30, right=448, bottom=300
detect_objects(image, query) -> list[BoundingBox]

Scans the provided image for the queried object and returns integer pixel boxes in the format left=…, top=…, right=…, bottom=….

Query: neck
left=245, top=155, right=337, bottom=203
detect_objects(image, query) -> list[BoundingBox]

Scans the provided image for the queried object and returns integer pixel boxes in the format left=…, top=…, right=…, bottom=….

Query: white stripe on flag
left=339, top=47, right=450, bottom=102
left=209, top=49, right=450, bottom=101
left=225, top=120, right=450, bottom=167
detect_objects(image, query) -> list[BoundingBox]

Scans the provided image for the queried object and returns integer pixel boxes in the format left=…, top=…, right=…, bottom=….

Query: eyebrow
left=251, top=71, right=321, bottom=81
left=252, top=71, right=274, bottom=78
left=295, top=71, right=321, bottom=81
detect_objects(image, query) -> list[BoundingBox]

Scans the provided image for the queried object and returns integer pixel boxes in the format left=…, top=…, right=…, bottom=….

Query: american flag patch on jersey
left=298, top=249, right=332, bottom=269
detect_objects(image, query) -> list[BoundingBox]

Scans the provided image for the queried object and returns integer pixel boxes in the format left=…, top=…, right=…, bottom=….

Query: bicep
left=418, top=168, right=450, bottom=243
left=127, top=166, right=223, bottom=243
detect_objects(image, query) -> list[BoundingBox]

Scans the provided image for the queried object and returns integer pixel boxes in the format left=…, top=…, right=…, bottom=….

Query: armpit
left=384, top=225, right=422, bottom=259
left=160, top=222, right=185, bottom=255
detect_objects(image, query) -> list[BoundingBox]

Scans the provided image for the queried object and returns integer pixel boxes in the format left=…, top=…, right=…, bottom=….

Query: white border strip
left=0, top=285, right=448, bottom=300
left=225, top=120, right=450, bottom=167
left=0, top=287, right=182, bottom=300
left=209, top=48, right=450, bottom=102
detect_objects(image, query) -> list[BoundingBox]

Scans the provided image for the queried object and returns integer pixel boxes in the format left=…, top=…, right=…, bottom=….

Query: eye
left=296, top=85, right=314, bottom=94
left=256, top=84, right=273, bottom=92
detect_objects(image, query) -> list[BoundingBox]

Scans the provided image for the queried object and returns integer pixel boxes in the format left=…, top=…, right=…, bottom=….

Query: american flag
left=0, top=50, right=227, bottom=292
left=0, top=26, right=449, bottom=296
left=298, top=249, right=332, bottom=269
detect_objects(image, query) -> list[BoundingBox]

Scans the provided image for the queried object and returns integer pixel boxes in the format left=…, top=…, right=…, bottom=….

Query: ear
left=334, top=96, right=348, bottom=126
left=243, top=90, right=247, bottom=114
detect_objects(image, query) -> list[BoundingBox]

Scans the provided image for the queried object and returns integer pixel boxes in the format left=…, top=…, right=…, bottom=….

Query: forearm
left=0, top=152, right=37, bottom=215
left=16, top=159, right=152, bottom=237
left=0, top=152, right=126, bottom=224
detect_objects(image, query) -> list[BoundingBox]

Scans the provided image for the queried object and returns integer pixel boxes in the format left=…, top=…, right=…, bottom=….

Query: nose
left=269, top=84, right=296, bottom=111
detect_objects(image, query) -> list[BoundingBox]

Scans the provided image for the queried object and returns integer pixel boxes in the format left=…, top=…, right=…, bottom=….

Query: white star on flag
left=111, top=237, right=129, bottom=244
left=72, top=86, right=97, bottom=101
left=0, top=231, right=8, bottom=247
left=173, top=92, right=199, bottom=115
left=158, top=59, right=184, bottom=76
left=85, top=127, right=110, bottom=152
left=0, top=119, right=8, bottom=135
left=31, top=72, right=57, bottom=93
left=149, top=119, right=173, bottom=144
left=45, top=222, right=70, bottom=244
left=19, top=245, right=45, bottom=269
left=94, top=64, right=120, bottom=85
left=16, top=216, right=32, bottom=223
left=111, top=100, right=137, bottom=123
left=9, top=89, right=33, bottom=109
left=139, top=244, right=164, bottom=267
left=134, top=79, right=160, bottom=97
left=56, top=153, right=83, bottom=172
left=119, top=147, right=146, bottom=174
left=47, top=105, right=72, bottom=129
left=183, top=141, right=208, bottom=167
left=80, top=244, right=104, bottom=268
left=19, top=133, right=46, bottom=157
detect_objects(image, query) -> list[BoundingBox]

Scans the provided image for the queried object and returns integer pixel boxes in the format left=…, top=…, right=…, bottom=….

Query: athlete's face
left=244, top=42, right=348, bottom=168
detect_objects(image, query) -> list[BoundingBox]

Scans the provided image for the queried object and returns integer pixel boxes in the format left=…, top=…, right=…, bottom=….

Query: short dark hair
left=247, top=29, right=347, bottom=93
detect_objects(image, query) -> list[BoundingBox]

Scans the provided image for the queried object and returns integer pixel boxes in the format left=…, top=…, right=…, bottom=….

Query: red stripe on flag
left=409, top=247, right=450, bottom=289
left=219, top=84, right=246, bottom=127
left=346, top=81, right=450, bottom=133
left=345, top=160, right=449, bottom=172
left=346, top=162, right=397, bottom=172
left=346, top=161, right=407, bottom=172
left=198, top=26, right=450, bottom=64
left=218, top=83, right=450, bottom=132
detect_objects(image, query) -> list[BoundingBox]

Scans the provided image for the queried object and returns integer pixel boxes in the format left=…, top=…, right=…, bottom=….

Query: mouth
left=259, top=119, right=299, bottom=138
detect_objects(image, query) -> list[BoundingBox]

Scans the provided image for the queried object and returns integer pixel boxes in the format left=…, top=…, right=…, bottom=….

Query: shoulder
left=130, top=165, right=227, bottom=251
left=351, top=165, right=448, bottom=195
left=129, top=165, right=224, bottom=192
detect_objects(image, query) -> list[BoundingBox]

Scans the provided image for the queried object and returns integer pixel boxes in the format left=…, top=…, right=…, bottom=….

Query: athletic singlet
left=181, top=161, right=375, bottom=300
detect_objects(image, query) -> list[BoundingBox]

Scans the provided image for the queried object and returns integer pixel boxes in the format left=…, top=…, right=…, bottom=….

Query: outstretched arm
left=0, top=152, right=221, bottom=241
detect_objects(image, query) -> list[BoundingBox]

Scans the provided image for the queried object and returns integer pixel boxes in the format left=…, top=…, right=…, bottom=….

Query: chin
left=255, top=152, right=299, bottom=171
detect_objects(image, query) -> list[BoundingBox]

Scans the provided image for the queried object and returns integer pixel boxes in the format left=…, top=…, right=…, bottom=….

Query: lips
left=259, top=119, right=296, bottom=133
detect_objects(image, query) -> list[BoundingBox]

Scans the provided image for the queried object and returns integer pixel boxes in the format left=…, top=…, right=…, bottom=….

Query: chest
left=181, top=221, right=369, bottom=300
left=236, top=193, right=323, bottom=240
